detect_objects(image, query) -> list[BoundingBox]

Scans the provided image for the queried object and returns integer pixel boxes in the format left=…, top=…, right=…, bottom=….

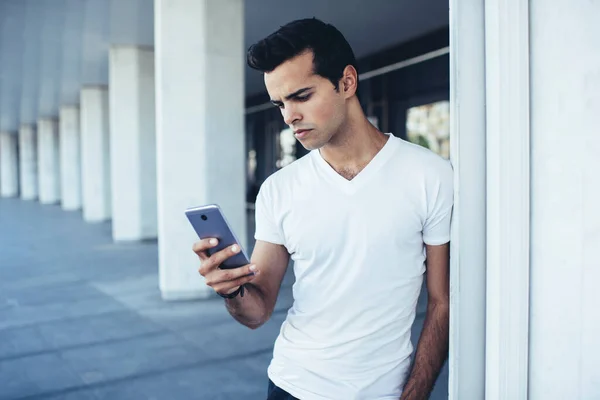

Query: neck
left=319, top=98, right=388, bottom=168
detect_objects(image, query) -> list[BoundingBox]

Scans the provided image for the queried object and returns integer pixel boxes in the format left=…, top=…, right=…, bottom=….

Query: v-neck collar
left=311, top=133, right=398, bottom=194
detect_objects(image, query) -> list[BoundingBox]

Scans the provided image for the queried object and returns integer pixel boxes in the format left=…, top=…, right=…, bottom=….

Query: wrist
left=224, top=286, right=241, bottom=294
left=218, top=285, right=245, bottom=299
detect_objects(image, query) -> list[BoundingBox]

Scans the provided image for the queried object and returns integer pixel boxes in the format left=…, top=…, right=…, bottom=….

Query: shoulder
left=393, top=137, right=453, bottom=183
left=258, top=153, right=313, bottom=198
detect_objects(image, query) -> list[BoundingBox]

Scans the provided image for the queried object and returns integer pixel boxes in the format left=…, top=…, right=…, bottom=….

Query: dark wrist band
left=217, top=284, right=245, bottom=299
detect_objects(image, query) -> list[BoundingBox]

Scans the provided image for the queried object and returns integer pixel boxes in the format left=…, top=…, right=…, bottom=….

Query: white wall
left=529, top=1, right=600, bottom=398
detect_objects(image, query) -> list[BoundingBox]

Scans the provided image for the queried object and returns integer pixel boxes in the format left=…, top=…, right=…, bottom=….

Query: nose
left=282, top=105, right=301, bottom=126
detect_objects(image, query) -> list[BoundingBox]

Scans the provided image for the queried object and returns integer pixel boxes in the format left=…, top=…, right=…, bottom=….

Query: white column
left=529, top=1, right=600, bottom=399
left=109, top=46, right=157, bottom=241
left=155, top=0, right=246, bottom=300
left=59, top=106, right=82, bottom=211
left=448, top=0, right=486, bottom=397
left=37, top=118, right=61, bottom=204
left=485, top=0, right=530, bottom=398
left=18, top=124, right=38, bottom=200
left=0, top=132, right=19, bottom=197
left=80, top=86, right=111, bottom=222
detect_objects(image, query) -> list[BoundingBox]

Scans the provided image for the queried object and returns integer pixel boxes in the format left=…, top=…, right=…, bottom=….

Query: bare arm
left=400, top=243, right=450, bottom=400
left=194, top=239, right=290, bottom=330
left=224, top=240, right=290, bottom=329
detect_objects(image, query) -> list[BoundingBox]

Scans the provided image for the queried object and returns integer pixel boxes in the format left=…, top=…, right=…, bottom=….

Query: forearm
left=400, top=302, right=449, bottom=400
left=224, top=283, right=272, bottom=329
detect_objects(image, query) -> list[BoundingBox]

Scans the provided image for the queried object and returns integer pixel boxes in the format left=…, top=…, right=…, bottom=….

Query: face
left=264, top=51, right=350, bottom=150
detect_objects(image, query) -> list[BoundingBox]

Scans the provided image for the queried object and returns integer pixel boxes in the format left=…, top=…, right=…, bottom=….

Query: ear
left=340, top=65, right=358, bottom=98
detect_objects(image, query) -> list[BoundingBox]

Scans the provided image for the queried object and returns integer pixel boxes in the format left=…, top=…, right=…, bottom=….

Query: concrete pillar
left=0, top=132, right=19, bottom=197
left=37, top=118, right=60, bottom=204
left=59, top=106, right=82, bottom=211
left=155, top=0, right=246, bottom=300
left=108, top=46, right=157, bottom=241
left=80, top=86, right=111, bottom=222
left=529, top=0, right=600, bottom=398
left=18, top=124, right=38, bottom=200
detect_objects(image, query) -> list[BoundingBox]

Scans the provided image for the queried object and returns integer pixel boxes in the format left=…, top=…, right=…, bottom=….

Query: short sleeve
left=254, top=179, right=285, bottom=245
left=422, top=160, right=454, bottom=246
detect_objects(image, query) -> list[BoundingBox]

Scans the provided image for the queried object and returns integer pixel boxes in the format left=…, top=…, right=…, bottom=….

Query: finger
left=209, top=263, right=258, bottom=286
left=209, top=243, right=244, bottom=268
left=198, top=256, right=220, bottom=277
left=213, top=273, right=258, bottom=295
left=199, top=243, right=244, bottom=277
left=192, top=238, right=219, bottom=261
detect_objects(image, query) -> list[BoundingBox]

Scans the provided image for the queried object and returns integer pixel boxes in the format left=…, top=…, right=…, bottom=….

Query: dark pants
left=267, top=379, right=299, bottom=400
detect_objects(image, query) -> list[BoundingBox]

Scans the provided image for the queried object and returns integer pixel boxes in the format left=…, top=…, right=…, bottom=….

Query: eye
left=296, top=94, right=312, bottom=102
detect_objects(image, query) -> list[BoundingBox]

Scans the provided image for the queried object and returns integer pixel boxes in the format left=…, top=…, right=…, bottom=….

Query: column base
left=84, top=215, right=109, bottom=223
left=160, top=287, right=213, bottom=301
left=40, top=199, right=60, bottom=206
left=0, top=132, right=19, bottom=197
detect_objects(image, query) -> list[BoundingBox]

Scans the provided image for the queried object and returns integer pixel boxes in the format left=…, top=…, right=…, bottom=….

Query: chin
left=298, top=139, right=324, bottom=151
left=297, top=133, right=330, bottom=151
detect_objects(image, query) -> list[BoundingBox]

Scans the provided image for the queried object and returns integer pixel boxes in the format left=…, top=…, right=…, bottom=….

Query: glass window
left=406, top=100, right=450, bottom=159
left=276, top=128, right=297, bottom=168
left=247, top=149, right=257, bottom=182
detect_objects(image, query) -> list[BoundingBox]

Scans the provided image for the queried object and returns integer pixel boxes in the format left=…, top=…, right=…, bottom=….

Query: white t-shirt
left=254, top=133, right=454, bottom=400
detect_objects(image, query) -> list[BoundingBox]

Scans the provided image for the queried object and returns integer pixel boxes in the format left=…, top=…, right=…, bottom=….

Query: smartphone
left=185, top=204, right=250, bottom=269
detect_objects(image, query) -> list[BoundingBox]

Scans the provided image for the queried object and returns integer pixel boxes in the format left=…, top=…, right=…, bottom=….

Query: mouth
left=294, top=129, right=312, bottom=139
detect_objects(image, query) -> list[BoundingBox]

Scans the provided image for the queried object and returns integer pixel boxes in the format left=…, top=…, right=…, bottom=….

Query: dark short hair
left=247, top=18, right=358, bottom=91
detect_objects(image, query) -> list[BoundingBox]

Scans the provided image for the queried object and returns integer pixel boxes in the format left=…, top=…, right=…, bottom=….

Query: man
left=193, top=18, right=453, bottom=400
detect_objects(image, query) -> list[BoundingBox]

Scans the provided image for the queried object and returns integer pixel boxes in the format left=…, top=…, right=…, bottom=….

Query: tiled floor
left=0, top=197, right=447, bottom=399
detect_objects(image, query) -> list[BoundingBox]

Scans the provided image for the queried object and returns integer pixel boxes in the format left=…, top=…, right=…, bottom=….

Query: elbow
left=244, top=317, right=269, bottom=330
left=427, top=300, right=450, bottom=315
left=244, top=309, right=273, bottom=330
left=246, top=322, right=264, bottom=330
left=427, top=292, right=450, bottom=310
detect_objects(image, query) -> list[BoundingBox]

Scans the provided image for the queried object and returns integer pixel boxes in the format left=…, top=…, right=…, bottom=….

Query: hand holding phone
left=187, top=204, right=259, bottom=295
left=192, top=238, right=259, bottom=295
left=186, top=204, right=249, bottom=268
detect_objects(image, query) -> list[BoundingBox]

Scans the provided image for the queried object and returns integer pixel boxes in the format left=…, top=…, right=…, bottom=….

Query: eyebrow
left=270, top=87, right=314, bottom=106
